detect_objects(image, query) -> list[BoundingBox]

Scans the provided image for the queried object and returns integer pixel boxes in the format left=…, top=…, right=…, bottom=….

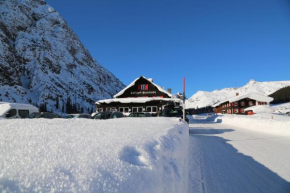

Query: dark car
left=93, top=111, right=124, bottom=120
left=69, top=113, right=92, bottom=119
left=128, top=112, right=152, bottom=117
left=161, top=108, right=189, bottom=124
left=25, top=112, right=41, bottom=118
left=25, top=112, right=59, bottom=119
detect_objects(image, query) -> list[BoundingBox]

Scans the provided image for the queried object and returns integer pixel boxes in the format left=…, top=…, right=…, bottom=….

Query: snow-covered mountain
left=186, top=79, right=290, bottom=109
left=0, top=0, right=125, bottom=113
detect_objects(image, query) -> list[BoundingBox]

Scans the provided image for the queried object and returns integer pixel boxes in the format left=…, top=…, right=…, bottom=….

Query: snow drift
left=216, top=114, right=290, bottom=136
left=0, top=118, right=189, bottom=193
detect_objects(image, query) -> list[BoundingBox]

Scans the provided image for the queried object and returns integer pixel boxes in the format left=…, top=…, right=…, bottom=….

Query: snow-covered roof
left=0, top=102, right=38, bottom=116
left=212, top=93, right=273, bottom=107
left=228, top=93, right=273, bottom=103
left=244, top=105, right=273, bottom=114
left=96, top=97, right=182, bottom=105
left=113, top=76, right=172, bottom=98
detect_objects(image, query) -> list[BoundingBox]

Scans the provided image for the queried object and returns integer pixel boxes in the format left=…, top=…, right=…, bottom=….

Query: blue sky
left=46, top=0, right=290, bottom=97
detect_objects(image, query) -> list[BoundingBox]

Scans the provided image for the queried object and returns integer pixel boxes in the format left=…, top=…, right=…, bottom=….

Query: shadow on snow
left=188, top=127, right=290, bottom=193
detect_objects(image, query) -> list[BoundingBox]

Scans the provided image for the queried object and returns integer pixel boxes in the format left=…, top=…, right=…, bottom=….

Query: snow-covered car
left=128, top=112, right=152, bottom=117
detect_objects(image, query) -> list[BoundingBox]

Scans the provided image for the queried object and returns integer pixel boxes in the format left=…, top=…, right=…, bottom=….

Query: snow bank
left=217, top=114, right=290, bottom=136
left=244, top=105, right=272, bottom=114
left=0, top=118, right=189, bottom=193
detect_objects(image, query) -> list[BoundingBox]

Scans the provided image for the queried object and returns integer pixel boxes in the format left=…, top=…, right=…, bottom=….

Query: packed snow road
left=188, top=115, right=290, bottom=193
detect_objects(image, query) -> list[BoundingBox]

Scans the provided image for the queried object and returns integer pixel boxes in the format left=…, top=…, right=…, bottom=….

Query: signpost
left=183, top=77, right=185, bottom=121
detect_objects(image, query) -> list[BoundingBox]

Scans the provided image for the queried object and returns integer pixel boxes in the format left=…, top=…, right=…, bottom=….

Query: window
left=146, top=106, right=157, bottom=113
left=18, top=110, right=29, bottom=118
left=6, top=109, right=17, bottom=118
left=97, top=108, right=103, bottom=112
left=138, top=84, right=148, bottom=91
left=234, top=102, right=238, bottom=106
left=249, top=101, right=253, bottom=106
left=241, top=101, right=245, bottom=106
left=119, top=107, right=129, bottom=113
left=132, top=107, right=143, bottom=112
left=241, top=108, right=245, bottom=113
left=234, top=108, right=239, bottom=113
left=106, top=107, right=116, bottom=112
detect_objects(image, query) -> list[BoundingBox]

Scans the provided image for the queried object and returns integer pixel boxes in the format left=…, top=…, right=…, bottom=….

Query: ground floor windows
left=234, top=108, right=239, bottom=113
left=119, top=107, right=129, bottom=113
left=132, top=107, right=143, bottom=113
left=106, top=107, right=116, bottom=112
left=97, top=108, right=103, bottom=112
left=146, top=106, right=157, bottom=113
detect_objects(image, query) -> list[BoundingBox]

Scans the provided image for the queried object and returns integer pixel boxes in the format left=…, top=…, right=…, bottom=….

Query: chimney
left=148, top=78, right=153, bottom=82
left=236, top=93, right=239, bottom=96
left=167, top=88, right=172, bottom=94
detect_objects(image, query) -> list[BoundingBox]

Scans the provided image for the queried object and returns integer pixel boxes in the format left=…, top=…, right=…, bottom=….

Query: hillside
left=0, top=0, right=125, bottom=113
left=269, top=86, right=290, bottom=104
left=186, top=79, right=290, bottom=109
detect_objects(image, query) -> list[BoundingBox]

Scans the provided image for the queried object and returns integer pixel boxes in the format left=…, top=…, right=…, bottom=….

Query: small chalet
left=95, top=76, right=182, bottom=116
left=213, top=93, right=273, bottom=115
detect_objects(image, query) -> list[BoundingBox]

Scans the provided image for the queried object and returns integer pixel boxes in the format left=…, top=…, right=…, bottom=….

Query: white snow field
left=188, top=115, right=290, bottom=193
left=0, top=118, right=189, bottom=193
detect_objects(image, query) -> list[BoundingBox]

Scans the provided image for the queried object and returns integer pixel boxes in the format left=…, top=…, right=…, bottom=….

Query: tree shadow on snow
left=189, top=128, right=234, bottom=135
left=189, top=133, right=290, bottom=193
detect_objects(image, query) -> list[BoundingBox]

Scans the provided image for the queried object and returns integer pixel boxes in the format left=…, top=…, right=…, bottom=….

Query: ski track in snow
left=188, top=117, right=290, bottom=193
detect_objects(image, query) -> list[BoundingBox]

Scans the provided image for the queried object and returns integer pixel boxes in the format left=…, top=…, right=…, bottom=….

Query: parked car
left=92, top=111, right=124, bottom=120
left=25, top=112, right=41, bottom=118
left=0, top=102, right=39, bottom=119
left=128, top=112, right=152, bottom=117
left=161, top=108, right=189, bottom=124
left=69, top=113, right=92, bottom=119
left=25, top=112, right=59, bottom=119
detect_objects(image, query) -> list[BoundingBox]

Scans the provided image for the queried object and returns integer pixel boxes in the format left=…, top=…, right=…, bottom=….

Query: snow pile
left=186, top=80, right=290, bottom=109
left=244, top=105, right=273, bottom=114
left=217, top=114, right=290, bottom=136
left=0, top=118, right=189, bottom=193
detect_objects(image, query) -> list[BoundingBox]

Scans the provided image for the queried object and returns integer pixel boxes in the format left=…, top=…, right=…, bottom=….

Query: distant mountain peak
left=248, top=79, right=256, bottom=84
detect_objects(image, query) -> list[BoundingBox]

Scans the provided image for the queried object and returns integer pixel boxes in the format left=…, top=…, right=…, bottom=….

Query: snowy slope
left=0, top=118, right=189, bottom=193
left=186, top=80, right=290, bottom=109
left=0, top=0, right=125, bottom=113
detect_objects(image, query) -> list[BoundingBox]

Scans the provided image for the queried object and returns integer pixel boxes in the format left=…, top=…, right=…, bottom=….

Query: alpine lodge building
left=213, top=93, right=273, bottom=115
left=95, top=76, right=182, bottom=116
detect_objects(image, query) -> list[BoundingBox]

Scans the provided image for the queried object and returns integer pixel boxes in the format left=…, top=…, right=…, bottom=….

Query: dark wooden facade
left=115, top=77, right=171, bottom=98
left=214, top=98, right=268, bottom=115
left=95, top=76, right=179, bottom=116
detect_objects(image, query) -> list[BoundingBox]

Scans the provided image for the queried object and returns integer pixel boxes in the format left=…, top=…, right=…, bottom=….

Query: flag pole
left=183, top=77, right=185, bottom=121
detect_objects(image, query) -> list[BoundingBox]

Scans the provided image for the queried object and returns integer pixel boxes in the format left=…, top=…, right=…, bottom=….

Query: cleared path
left=188, top=116, right=290, bottom=193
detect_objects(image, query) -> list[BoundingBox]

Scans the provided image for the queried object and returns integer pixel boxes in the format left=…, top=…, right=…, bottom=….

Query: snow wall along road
left=0, top=118, right=189, bottom=193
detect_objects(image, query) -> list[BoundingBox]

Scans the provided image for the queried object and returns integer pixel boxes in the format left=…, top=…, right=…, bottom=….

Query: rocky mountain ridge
left=0, top=0, right=125, bottom=113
